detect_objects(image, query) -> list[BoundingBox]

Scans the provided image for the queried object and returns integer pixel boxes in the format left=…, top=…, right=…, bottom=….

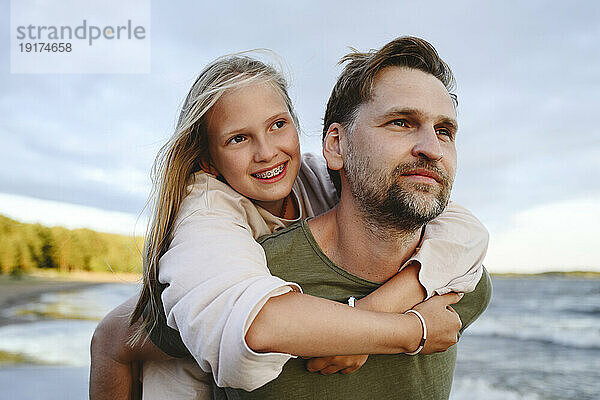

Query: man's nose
left=411, top=127, right=443, bottom=161
left=253, top=136, right=278, bottom=163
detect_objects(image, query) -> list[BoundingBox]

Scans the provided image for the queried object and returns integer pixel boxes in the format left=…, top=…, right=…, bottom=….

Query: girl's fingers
left=319, top=365, right=343, bottom=375
left=305, top=357, right=330, bottom=372
left=339, top=366, right=360, bottom=375
left=306, top=355, right=369, bottom=374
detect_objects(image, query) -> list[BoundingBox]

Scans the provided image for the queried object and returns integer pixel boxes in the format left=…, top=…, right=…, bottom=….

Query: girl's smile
left=251, top=161, right=288, bottom=182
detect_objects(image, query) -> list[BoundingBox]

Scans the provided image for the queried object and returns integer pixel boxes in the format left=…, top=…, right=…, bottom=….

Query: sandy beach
left=0, top=271, right=140, bottom=327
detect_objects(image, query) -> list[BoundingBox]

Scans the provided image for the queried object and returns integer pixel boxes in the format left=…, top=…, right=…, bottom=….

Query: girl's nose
left=253, top=137, right=278, bottom=163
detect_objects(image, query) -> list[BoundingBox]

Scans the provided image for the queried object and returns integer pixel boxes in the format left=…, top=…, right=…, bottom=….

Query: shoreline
left=490, top=270, right=600, bottom=279
left=0, top=271, right=140, bottom=327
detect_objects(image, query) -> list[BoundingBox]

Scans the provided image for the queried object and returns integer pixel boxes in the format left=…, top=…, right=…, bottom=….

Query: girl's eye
left=227, top=135, right=246, bottom=145
left=272, top=120, right=286, bottom=130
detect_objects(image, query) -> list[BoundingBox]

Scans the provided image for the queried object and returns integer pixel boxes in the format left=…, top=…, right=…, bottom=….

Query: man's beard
left=344, top=141, right=453, bottom=234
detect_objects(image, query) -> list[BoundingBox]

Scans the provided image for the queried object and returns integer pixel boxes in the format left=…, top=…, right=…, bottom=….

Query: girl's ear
left=199, top=159, right=220, bottom=176
left=323, top=123, right=344, bottom=171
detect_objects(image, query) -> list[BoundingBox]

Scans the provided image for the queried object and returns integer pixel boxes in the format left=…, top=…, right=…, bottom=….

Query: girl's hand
left=305, top=354, right=369, bottom=375
left=411, top=292, right=463, bottom=354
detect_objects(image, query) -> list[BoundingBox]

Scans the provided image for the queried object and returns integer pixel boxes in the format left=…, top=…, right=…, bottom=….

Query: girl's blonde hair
left=130, top=53, right=299, bottom=344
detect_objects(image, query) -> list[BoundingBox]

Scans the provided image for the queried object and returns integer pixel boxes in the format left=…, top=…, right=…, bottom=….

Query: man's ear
left=323, top=123, right=345, bottom=171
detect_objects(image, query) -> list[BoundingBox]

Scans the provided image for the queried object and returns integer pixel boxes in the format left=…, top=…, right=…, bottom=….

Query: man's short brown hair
left=323, top=36, right=457, bottom=195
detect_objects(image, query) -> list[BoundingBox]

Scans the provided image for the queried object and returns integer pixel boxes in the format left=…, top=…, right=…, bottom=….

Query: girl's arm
left=300, top=262, right=424, bottom=375
left=245, top=289, right=462, bottom=357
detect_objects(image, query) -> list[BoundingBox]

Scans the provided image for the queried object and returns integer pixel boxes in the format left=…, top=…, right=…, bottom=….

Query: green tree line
left=0, top=214, right=142, bottom=275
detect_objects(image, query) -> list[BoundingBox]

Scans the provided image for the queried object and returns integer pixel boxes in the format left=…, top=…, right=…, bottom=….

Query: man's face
left=342, top=67, right=458, bottom=231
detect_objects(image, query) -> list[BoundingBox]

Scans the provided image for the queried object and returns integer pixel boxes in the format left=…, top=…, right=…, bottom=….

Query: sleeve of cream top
left=158, top=178, right=301, bottom=391
left=412, top=201, right=489, bottom=299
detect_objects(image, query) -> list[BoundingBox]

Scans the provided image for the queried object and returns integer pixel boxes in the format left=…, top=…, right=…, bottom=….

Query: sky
left=1, top=0, right=599, bottom=273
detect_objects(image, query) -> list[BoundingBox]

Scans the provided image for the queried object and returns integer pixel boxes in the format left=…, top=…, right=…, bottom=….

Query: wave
left=465, top=314, right=600, bottom=350
left=561, top=307, right=600, bottom=317
left=451, top=378, right=540, bottom=400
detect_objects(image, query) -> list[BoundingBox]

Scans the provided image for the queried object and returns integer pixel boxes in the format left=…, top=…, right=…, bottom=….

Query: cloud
left=484, top=196, right=600, bottom=273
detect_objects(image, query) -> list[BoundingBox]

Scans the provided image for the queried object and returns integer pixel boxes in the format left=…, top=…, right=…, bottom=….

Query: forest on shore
left=0, top=214, right=142, bottom=275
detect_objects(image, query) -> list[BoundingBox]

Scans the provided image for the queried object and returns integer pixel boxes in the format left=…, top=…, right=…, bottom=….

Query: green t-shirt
left=215, top=220, right=492, bottom=400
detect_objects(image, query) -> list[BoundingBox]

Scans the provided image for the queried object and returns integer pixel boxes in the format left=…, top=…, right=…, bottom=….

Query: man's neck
left=308, top=192, right=422, bottom=283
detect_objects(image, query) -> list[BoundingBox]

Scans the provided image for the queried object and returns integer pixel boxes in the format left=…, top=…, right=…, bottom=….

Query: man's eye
left=272, top=120, right=286, bottom=130
left=228, top=135, right=246, bottom=145
left=391, top=119, right=408, bottom=127
left=436, top=128, right=452, bottom=138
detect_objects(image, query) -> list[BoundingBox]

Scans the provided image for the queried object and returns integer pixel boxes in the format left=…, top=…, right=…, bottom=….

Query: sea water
left=0, top=277, right=598, bottom=399
left=453, top=277, right=600, bottom=400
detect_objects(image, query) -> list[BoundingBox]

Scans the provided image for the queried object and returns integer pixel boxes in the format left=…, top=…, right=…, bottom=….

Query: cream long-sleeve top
left=158, top=153, right=488, bottom=392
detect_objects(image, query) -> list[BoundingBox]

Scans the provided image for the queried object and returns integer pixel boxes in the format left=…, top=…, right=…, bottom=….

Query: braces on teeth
left=254, top=163, right=285, bottom=179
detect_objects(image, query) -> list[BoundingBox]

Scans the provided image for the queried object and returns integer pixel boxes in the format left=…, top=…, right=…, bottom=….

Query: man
left=216, top=36, right=491, bottom=399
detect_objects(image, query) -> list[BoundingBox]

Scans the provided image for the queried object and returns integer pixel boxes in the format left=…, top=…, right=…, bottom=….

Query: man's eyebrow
left=378, top=107, right=424, bottom=121
left=438, top=117, right=459, bottom=132
left=379, top=107, right=458, bottom=131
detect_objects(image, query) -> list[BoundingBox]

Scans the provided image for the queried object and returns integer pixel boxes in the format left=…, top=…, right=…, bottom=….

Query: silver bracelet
left=347, top=296, right=356, bottom=307
left=404, top=309, right=427, bottom=355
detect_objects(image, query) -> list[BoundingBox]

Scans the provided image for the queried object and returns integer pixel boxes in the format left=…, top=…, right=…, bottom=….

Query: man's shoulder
left=258, top=220, right=307, bottom=247
left=257, top=220, right=327, bottom=281
left=455, top=267, right=492, bottom=333
left=257, top=220, right=314, bottom=269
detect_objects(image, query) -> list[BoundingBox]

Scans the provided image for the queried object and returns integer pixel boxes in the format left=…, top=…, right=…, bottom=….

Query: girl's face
left=205, top=81, right=301, bottom=214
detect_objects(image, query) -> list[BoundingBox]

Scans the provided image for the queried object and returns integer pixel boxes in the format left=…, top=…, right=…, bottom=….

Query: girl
left=90, top=53, right=486, bottom=399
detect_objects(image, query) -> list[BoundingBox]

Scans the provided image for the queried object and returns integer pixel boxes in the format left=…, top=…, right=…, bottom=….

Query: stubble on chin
left=345, top=151, right=453, bottom=234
